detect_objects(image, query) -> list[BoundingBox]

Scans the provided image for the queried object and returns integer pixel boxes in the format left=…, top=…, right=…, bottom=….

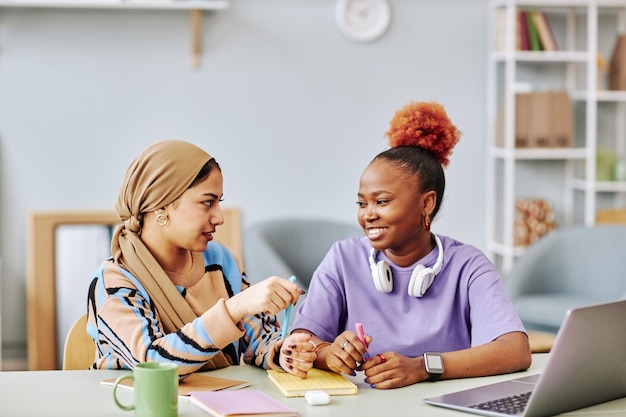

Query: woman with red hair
left=291, top=101, right=531, bottom=389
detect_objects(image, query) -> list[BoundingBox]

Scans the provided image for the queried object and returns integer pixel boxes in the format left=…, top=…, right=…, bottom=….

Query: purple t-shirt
left=291, top=235, right=526, bottom=357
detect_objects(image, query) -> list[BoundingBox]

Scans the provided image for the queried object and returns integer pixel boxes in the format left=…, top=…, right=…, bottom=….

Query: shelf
left=489, top=147, right=589, bottom=160
left=570, top=90, right=626, bottom=101
left=571, top=179, right=626, bottom=192
left=0, top=0, right=229, bottom=10
left=0, top=0, right=230, bottom=67
left=491, top=0, right=614, bottom=7
left=493, top=50, right=589, bottom=62
left=594, top=90, right=626, bottom=101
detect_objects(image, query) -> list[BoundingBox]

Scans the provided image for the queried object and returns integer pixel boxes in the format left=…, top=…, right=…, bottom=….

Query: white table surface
left=1, top=353, right=625, bottom=417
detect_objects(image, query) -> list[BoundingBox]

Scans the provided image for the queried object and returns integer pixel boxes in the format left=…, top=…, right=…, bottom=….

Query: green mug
left=113, top=362, right=179, bottom=417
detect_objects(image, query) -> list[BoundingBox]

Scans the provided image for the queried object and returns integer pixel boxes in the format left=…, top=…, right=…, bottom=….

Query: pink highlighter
left=355, top=322, right=370, bottom=360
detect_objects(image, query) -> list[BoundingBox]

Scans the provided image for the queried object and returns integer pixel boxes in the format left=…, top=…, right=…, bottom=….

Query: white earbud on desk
left=305, top=390, right=330, bottom=405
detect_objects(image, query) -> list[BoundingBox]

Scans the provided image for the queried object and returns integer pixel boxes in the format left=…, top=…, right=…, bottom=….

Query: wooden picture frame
left=26, top=208, right=241, bottom=370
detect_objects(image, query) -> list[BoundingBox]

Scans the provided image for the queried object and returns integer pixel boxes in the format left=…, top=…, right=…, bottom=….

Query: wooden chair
left=62, top=314, right=94, bottom=370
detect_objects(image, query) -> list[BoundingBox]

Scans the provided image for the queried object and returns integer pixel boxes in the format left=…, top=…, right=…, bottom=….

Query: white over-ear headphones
left=369, top=233, right=444, bottom=297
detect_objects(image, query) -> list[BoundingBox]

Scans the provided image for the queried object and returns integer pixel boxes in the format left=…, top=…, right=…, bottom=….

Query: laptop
left=424, top=299, right=626, bottom=417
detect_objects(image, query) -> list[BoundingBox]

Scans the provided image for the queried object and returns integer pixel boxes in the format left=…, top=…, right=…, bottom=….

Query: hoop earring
left=156, top=213, right=169, bottom=227
left=422, top=213, right=431, bottom=231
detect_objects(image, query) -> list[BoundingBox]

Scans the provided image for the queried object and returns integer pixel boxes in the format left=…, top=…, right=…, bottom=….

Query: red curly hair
left=385, top=101, right=461, bottom=167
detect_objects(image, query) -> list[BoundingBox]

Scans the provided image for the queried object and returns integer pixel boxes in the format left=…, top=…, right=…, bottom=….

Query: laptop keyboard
left=469, top=391, right=532, bottom=415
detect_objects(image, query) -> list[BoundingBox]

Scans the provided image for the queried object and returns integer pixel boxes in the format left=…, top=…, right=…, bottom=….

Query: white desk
left=1, top=354, right=625, bottom=417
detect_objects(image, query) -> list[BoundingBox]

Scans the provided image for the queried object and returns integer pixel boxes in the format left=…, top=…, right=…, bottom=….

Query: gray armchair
left=504, top=225, right=626, bottom=334
left=243, top=218, right=363, bottom=290
left=243, top=218, right=363, bottom=324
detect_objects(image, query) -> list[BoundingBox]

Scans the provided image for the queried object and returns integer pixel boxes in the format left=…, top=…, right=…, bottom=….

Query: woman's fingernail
left=283, top=350, right=292, bottom=355
left=289, top=344, right=296, bottom=349
left=364, top=352, right=371, bottom=360
left=370, top=383, right=375, bottom=389
left=352, top=371, right=356, bottom=376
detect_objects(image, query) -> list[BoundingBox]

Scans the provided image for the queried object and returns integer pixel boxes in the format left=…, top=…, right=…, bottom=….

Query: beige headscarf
left=111, top=139, right=213, bottom=333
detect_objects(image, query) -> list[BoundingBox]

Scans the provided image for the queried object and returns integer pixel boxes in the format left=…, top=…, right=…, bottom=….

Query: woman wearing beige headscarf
left=86, top=139, right=315, bottom=378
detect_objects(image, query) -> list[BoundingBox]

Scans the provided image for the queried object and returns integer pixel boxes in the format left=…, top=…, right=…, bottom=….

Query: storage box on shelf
left=487, top=0, right=626, bottom=274
left=514, top=90, right=573, bottom=148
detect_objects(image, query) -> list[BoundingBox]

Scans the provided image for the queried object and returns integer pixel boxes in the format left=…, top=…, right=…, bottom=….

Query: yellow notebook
left=266, top=368, right=358, bottom=397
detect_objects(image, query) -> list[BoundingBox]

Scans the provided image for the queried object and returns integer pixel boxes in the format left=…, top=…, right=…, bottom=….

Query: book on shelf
left=189, top=389, right=298, bottom=417
left=497, top=8, right=556, bottom=53
left=102, top=373, right=250, bottom=397
left=525, top=8, right=543, bottom=51
left=495, top=8, right=529, bottom=52
left=518, top=9, right=530, bottom=50
left=494, top=7, right=507, bottom=52
left=533, top=10, right=558, bottom=51
left=266, top=368, right=357, bottom=398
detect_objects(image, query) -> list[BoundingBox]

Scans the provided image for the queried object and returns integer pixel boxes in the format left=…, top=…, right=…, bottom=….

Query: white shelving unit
left=0, top=0, right=230, bottom=67
left=487, top=0, right=626, bottom=274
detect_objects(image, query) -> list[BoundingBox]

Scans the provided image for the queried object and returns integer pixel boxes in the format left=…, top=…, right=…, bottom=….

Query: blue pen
left=281, top=276, right=297, bottom=340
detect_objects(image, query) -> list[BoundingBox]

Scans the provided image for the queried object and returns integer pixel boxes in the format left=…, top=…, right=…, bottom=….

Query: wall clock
left=335, top=0, right=391, bottom=43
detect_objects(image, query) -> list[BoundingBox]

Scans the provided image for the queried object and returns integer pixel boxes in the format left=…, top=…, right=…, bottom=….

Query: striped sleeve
left=87, top=261, right=244, bottom=376
left=203, top=243, right=284, bottom=370
left=239, top=279, right=283, bottom=370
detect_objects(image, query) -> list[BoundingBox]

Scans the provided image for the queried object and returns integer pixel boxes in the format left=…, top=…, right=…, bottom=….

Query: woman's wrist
left=313, top=342, right=332, bottom=368
left=224, top=297, right=245, bottom=323
left=314, top=341, right=332, bottom=355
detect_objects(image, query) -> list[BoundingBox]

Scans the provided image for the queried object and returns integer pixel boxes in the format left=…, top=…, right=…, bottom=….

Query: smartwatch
left=423, top=351, right=444, bottom=382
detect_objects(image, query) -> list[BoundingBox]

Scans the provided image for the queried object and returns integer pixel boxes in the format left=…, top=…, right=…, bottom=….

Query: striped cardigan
left=86, top=241, right=282, bottom=377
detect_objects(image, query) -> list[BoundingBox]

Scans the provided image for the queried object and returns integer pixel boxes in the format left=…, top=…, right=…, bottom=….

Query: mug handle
left=112, top=374, right=135, bottom=411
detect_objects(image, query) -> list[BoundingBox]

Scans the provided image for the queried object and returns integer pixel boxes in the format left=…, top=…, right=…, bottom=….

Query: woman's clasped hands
left=318, top=330, right=371, bottom=375
left=317, top=330, right=421, bottom=389
left=360, top=350, right=427, bottom=389
left=278, top=333, right=317, bottom=378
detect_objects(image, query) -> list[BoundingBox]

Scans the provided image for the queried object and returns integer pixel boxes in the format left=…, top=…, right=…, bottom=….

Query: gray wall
left=0, top=0, right=488, bottom=350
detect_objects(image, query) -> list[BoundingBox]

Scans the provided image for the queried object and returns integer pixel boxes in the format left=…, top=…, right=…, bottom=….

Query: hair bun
left=385, top=101, right=461, bottom=167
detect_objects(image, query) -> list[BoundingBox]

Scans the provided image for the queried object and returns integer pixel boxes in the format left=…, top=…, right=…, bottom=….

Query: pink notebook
left=189, top=389, right=298, bottom=417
